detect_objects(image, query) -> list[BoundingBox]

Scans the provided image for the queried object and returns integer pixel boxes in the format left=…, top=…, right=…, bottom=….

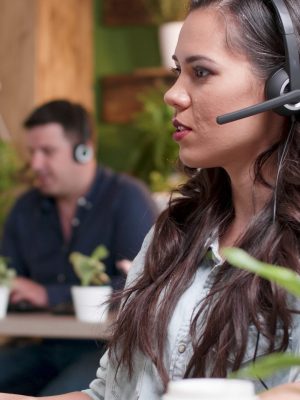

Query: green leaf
left=230, top=353, right=300, bottom=380
left=219, top=248, right=300, bottom=381
left=91, top=245, right=109, bottom=261
left=222, top=247, right=300, bottom=297
left=0, top=256, right=16, bottom=287
left=128, top=86, right=180, bottom=188
left=69, top=245, right=110, bottom=286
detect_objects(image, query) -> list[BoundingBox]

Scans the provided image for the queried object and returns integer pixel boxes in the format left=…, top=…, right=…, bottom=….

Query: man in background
left=0, top=99, right=158, bottom=395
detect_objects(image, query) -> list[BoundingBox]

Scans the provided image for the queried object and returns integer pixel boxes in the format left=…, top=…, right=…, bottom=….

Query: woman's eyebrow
left=172, top=54, right=218, bottom=65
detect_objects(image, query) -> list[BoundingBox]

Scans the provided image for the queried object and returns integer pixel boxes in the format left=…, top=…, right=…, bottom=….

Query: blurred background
left=0, top=0, right=188, bottom=235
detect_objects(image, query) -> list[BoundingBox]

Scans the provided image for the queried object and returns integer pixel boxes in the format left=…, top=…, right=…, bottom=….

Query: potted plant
left=0, top=257, right=16, bottom=318
left=143, top=0, right=189, bottom=67
left=129, top=86, right=186, bottom=210
left=69, top=245, right=112, bottom=323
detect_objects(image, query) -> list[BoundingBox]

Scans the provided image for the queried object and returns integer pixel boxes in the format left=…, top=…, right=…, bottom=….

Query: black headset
left=73, top=109, right=94, bottom=164
left=217, top=0, right=300, bottom=125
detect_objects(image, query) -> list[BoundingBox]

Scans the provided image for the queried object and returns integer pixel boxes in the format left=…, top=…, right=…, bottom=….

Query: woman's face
left=164, top=7, right=284, bottom=173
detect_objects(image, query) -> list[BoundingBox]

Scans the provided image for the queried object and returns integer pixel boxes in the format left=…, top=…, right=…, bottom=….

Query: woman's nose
left=164, top=84, right=191, bottom=110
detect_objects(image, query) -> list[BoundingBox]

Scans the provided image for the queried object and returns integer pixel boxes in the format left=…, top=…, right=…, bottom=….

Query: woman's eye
left=194, top=67, right=210, bottom=78
left=171, top=66, right=181, bottom=76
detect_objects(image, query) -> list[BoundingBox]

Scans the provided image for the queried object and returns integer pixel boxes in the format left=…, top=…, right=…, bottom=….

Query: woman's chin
left=179, top=154, right=206, bottom=170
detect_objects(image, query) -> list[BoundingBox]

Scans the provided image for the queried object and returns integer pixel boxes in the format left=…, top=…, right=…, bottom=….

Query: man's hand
left=10, top=277, right=49, bottom=307
left=259, top=382, right=300, bottom=399
left=116, top=259, right=132, bottom=275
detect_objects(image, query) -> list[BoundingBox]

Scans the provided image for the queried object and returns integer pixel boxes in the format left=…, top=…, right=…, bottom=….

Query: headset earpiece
left=265, top=68, right=293, bottom=116
left=73, top=105, right=94, bottom=163
left=73, top=143, right=93, bottom=164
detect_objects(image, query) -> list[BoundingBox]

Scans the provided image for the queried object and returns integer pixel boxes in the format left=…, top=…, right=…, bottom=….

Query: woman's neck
left=220, top=165, right=274, bottom=248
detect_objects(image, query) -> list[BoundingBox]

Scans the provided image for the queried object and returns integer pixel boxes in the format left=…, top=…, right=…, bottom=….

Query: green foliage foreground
left=0, top=140, right=24, bottom=237
left=223, top=247, right=300, bottom=380
left=129, top=86, right=179, bottom=189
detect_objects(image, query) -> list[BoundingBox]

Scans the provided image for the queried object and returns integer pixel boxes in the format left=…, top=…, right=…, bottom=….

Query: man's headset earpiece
left=73, top=111, right=94, bottom=164
left=73, top=143, right=93, bottom=164
left=217, top=0, right=300, bottom=125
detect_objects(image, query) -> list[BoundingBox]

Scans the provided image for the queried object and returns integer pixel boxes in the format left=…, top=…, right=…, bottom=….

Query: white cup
left=162, top=379, right=257, bottom=400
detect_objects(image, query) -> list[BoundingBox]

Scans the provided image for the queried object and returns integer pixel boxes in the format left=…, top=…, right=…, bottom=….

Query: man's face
left=26, top=123, right=82, bottom=197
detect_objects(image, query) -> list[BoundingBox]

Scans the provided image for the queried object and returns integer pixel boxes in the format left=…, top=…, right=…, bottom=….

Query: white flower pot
left=159, top=21, right=183, bottom=68
left=0, top=286, right=10, bottom=319
left=71, top=286, right=112, bottom=323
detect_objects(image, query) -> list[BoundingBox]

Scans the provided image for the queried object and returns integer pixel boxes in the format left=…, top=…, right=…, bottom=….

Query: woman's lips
left=172, top=129, right=191, bottom=141
left=172, top=119, right=192, bottom=142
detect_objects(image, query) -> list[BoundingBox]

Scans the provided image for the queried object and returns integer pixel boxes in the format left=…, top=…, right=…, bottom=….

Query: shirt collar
left=209, top=236, right=223, bottom=267
left=204, top=232, right=224, bottom=267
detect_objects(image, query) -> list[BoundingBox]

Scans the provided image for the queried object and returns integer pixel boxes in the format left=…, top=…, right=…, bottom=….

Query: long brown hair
left=109, top=0, right=300, bottom=390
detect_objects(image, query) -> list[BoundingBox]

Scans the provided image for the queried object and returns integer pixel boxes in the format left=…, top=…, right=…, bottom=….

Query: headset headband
left=217, top=0, right=300, bottom=124
left=270, top=0, right=300, bottom=91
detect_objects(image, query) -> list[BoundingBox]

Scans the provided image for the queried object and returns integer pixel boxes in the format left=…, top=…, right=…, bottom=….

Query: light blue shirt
left=83, top=229, right=300, bottom=400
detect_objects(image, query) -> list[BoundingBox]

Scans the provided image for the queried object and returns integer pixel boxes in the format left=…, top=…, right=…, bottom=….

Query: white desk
left=0, top=312, right=113, bottom=340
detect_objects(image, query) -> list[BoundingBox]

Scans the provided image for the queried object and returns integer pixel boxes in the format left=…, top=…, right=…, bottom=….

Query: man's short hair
left=23, top=99, right=95, bottom=145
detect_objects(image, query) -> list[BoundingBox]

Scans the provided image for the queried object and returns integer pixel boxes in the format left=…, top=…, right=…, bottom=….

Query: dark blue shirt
left=1, top=166, right=158, bottom=306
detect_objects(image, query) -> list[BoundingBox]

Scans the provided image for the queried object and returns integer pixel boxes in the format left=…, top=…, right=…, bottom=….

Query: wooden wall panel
left=36, top=0, right=93, bottom=112
left=0, top=0, right=35, bottom=142
left=0, top=0, right=93, bottom=146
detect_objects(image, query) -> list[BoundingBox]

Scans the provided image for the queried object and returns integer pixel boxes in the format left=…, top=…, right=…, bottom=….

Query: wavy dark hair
left=109, top=0, right=300, bottom=390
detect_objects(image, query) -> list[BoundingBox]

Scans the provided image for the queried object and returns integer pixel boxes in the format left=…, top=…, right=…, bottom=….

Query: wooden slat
left=36, top=0, right=94, bottom=112
left=0, top=0, right=94, bottom=145
left=0, top=0, right=35, bottom=144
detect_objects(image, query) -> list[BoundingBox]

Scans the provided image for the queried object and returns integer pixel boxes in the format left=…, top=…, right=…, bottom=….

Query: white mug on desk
left=162, top=378, right=257, bottom=400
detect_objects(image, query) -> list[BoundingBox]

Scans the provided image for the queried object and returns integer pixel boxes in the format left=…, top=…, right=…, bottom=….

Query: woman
left=0, top=0, right=300, bottom=399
